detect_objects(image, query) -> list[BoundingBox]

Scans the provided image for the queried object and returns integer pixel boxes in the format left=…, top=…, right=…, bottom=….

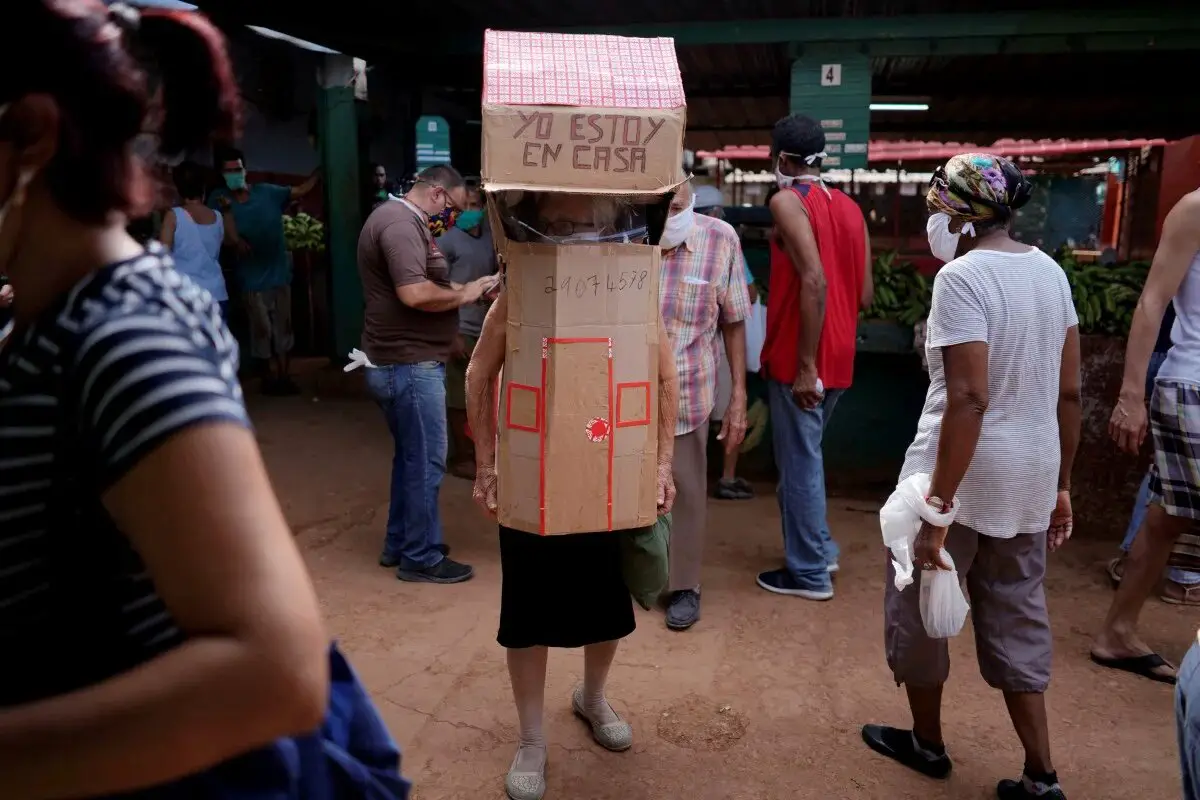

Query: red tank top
left=761, top=183, right=866, bottom=390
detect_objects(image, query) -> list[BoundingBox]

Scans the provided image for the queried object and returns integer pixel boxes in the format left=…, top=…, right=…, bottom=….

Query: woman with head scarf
left=860, top=154, right=1081, bottom=800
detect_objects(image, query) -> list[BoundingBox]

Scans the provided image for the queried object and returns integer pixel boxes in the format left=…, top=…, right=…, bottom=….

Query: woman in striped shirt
left=0, top=2, right=329, bottom=796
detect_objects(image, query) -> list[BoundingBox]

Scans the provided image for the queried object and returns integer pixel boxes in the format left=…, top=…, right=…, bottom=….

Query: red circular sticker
left=585, top=417, right=611, bottom=443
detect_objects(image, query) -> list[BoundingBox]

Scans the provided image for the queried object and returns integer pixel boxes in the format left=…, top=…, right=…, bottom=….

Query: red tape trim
left=505, top=383, right=540, bottom=433
left=615, top=381, right=652, bottom=428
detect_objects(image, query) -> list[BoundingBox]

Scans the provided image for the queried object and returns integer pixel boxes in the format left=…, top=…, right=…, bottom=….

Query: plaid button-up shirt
left=660, top=214, right=751, bottom=435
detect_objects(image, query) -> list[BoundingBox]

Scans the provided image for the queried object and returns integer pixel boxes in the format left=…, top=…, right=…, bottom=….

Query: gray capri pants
left=885, top=523, right=1052, bottom=693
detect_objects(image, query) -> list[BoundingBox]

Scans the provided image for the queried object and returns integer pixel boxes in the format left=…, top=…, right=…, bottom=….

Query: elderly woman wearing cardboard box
left=466, top=193, right=678, bottom=800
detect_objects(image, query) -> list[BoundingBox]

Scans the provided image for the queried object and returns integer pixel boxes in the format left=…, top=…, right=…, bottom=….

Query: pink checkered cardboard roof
left=483, top=29, right=685, bottom=109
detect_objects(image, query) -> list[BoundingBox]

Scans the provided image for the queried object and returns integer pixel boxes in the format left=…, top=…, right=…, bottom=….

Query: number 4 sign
left=820, top=64, right=842, bottom=87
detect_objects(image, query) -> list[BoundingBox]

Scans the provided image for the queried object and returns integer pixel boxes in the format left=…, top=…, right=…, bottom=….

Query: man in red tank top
left=756, top=114, right=873, bottom=601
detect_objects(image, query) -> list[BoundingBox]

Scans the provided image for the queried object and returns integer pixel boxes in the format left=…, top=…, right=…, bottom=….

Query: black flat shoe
left=997, top=774, right=1066, bottom=799
left=861, top=725, right=952, bottom=780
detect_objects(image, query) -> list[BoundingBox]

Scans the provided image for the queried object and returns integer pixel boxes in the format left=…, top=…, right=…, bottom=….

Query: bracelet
left=925, top=495, right=951, bottom=514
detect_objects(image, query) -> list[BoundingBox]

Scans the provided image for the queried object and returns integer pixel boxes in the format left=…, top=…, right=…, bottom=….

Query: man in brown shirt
left=358, top=165, right=496, bottom=584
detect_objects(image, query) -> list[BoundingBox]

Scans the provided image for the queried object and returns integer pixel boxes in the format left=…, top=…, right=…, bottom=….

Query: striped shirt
left=900, top=247, right=1078, bottom=538
left=660, top=214, right=751, bottom=435
left=0, top=244, right=248, bottom=705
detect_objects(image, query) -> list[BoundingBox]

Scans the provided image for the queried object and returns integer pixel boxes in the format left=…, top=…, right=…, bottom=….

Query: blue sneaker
left=380, top=543, right=449, bottom=568
left=756, top=568, right=833, bottom=601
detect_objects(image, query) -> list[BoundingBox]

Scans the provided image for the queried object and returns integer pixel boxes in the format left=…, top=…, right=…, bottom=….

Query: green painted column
left=316, top=54, right=363, bottom=360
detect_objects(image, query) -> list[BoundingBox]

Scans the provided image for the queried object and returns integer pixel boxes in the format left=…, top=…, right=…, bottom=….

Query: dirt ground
left=252, top=391, right=1190, bottom=800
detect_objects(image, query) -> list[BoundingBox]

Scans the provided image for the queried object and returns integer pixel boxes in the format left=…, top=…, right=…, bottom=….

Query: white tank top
left=1158, top=252, right=1200, bottom=385
left=169, top=207, right=228, bottom=303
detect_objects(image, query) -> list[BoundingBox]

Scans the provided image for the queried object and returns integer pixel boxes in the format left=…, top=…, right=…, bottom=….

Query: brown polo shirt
left=357, top=199, right=458, bottom=365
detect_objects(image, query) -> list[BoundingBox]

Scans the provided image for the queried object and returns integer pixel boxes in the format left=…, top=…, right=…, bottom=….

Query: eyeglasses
left=417, top=179, right=464, bottom=213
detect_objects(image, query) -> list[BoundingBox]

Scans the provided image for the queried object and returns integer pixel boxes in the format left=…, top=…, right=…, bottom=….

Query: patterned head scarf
left=926, top=153, right=1029, bottom=224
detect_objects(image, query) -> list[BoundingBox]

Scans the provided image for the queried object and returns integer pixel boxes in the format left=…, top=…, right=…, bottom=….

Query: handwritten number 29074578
left=544, top=270, right=649, bottom=296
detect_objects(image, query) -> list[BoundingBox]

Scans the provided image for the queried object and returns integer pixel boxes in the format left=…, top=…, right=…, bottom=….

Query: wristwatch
left=925, top=495, right=950, bottom=514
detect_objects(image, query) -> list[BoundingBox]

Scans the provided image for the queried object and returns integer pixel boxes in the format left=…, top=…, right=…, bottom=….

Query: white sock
left=507, top=647, right=548, bottom=772
left=582, top=640, right=620, bottom=725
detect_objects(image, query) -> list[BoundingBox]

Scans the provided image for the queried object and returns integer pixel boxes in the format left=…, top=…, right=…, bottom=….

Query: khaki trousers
left=668, top=422, right=709, bottom=592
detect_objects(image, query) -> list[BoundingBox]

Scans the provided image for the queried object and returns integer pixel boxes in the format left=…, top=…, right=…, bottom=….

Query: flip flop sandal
left=1106, top=556, right=1124, bottom=590
left=1090, top=652, right=1177, bottom=685
left=1160, top=580, right=1200, bottom=606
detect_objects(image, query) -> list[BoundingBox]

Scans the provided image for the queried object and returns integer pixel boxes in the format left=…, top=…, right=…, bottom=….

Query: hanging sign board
left=790, top=53, right=870, bottom=171
left=416, top=115, right=451, bottom=170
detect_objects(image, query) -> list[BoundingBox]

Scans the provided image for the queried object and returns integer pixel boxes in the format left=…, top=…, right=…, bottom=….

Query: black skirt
left=497, top=526, right=635, bottom=649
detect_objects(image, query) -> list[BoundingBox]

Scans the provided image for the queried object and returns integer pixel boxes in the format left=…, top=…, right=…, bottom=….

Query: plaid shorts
left=1149, top=380, right=1200, bottom=520
left=242, top=284, right=294, bottom=362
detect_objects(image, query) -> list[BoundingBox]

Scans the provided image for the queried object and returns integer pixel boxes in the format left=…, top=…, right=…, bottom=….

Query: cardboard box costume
left=481, top=30, right=686, bottom=535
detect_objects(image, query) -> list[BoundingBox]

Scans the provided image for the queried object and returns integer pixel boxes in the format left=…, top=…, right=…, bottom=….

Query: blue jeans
left=768, top=380, right=844, bottom=591
left=1178, top=639, right=1200, bottom=800
left=1121, top=351, right=1200, bottom=585
left=365, top=362, right=448, bottom=570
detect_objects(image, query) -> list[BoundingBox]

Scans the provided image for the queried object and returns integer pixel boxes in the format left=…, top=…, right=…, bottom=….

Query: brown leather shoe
left=1161, top=579, right=1200, bottom=606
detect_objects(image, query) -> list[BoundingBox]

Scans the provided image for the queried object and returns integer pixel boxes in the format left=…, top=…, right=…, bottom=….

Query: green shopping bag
left=621, top=513, right=672, bottom=610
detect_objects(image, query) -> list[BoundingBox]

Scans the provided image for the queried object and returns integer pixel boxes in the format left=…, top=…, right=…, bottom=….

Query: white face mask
left=775, top=169, right=831, bottom=200
left=775, top=152, right=827, bottom=189
left=926, top=212, right=976, bottom=263
left=660, top=199, right=695, bottom=250
left=0, top=104, right=37, bottom=278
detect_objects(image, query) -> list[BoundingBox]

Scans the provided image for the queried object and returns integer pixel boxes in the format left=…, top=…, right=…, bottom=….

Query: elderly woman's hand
left=473, top=462, right=498, bottom=518
left=1048, top=490, right=1073, bottom=551
left=913, top=520, right=952, bottom=571
left=656, top=461, right=676, bottom=515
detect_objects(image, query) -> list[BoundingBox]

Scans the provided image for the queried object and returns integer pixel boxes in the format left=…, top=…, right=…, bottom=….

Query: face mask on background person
left=455, top=209, right=484, bottom=231
left=0, top=104, right=39, bottom=277
left=774, top=151, right=827, bottom=190
left=425, top=188, right=460, bottom=237
left=926, top=212, right=975, bottom=263
left=660, top=199, right=695, bottom=250
left=223, top=171, right=246, bottom=191
left=427, top=207, right=458, bottom=237
left=774, top=169, right=831, bottom=200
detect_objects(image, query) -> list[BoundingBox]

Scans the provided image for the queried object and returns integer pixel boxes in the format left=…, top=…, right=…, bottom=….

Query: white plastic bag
left=880, top=474, right=954, bottom=590
left=879, top=472, right=969, bottom=638
left=745, top=298, right=766, bottom=374
left=918, top=549, right=970, bottom=639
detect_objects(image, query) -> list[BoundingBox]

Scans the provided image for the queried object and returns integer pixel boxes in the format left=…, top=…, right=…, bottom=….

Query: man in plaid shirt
left=659, top=181, right=751, bottom=631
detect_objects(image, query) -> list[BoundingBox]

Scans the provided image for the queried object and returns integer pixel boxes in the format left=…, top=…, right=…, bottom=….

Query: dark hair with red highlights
left=0, top=0, right=242, bottom=224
